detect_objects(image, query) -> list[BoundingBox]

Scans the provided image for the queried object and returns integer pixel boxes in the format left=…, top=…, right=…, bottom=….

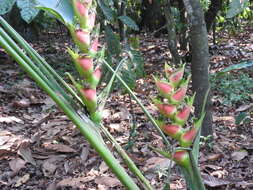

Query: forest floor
left=0, top=26, right=253, bottom=190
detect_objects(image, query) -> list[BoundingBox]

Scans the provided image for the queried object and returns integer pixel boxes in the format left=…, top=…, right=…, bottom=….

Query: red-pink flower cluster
left=69, top=0, right=102, bottom=124
left=153, top=64, right=204, bottom=166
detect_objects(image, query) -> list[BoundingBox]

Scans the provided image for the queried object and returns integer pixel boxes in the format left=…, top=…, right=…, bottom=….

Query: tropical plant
left=0, top=0, right=39, bottom=23
left=0, top=0, right=210, bottom=189
left=151, top=64, right=207, bottom=190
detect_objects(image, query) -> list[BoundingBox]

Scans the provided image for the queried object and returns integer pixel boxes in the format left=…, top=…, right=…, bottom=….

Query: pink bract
left=177, top=106, right=191, bottom=120
left=93, top=67, right=102, bottom=79
left=181, top=128, right=197, bottom=142
left=76, top=30, right=90, bottom=45
left=91, top=38, right=99, bottom=52
left=162, top=124, right=181, bottom=136
left=173, top=150, right=188, bottom=162
left=172, top=86, right=187, bottom=102
left=79, top=57, right=93, bottom=71
left=156, top=104, right=176, bottom=116
left=169, top=70, right=184, bottom=84
left=76, top=1, right=88, bottom=17
left=81, top=88, right=96, bottom=101
left=156, top=81, right=173, bottom=94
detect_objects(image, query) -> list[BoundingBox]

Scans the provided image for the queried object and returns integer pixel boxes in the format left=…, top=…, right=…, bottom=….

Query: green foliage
left=218, top=60, right=253, bottom=75
left=0, top=0, right=39, bottom=23
left=36, top=0, right=74, bottom=24
left=235, top=112, right=251, bottom=125
left=226, top=0, right=249, bottom=18
left=128, top=47, right=144, bottom=78
left=33, top=12, right=58, bottom=30
left=211, top=72, right=253, bottom=106
left=0, top=0, right=16, bottom=15
left=17, top=0, right=39, bottom=23
left=97, top=0, right=116, bottom=21
left=199, top=135, right=213, bottom=150
left=120, top=62, right=137, bottom=90
left=97, top=0, right=139, bottom=32
left=118, top=48, right=144, bottom=90
left=99, top=1, right=142, bottom=91
left=200, top=0, right=211, bottom=11
left=105, top=25, right=121, bottom=56
left=118, top=15, right=139, bottom=31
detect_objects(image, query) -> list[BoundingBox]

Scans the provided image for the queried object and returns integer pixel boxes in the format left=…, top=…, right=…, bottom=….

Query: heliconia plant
left=152, top=64, right=206, bottom=190
left=0, top=1, right=207, bottom=188
left=68, top=0, right=102, bottom=124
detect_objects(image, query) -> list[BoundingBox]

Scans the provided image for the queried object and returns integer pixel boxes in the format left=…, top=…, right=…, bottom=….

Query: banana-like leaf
left=218, top=60, right=253, bottom=75
left=17, top=0, right=39, bottom=23
left=36, top=0, right=74, bottom=24
left=0, top=0, right=16, bottom=15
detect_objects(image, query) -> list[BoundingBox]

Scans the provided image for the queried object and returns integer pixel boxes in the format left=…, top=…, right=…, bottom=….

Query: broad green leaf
left=127, top=48, right=144, bottom=78
left=218, top=60, right=253, bottom=75
left=97, top=0, right=115, bottom=21
left=17, top=0, right=39, bottom=23
left=235, top=112, right=248, bottom=125
left=105, top=25, right=121, bottom=56
left=118, top=16, right=139, bottom=31
left=226, top=0, right=249, bottom=18
left=36, top=0, right=74, bottom=24
left=0, top=0, right=16, bottom=15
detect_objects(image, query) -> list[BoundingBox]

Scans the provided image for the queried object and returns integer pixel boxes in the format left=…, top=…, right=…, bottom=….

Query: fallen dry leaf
left=207, top=153, right=223, bottom=161
left=18, top=142, right=36, bottom=166
left=99, top=161, right=109, bottom=173
left=94, top=176, right=121, bottom=188
left=0, top=133, right=11, bottom=146
left=57, top=176, right=95, bottom=188
left=108, top=123, right=124, bottom=132
left=46, top=182, right=57, bottom=190
left=143, top=157, right=174, bottom=172
left=202, top=174, right=230, bottom=187
left=0, top=116, right=23, bottom=124
left=231, top=150, right=248, bottom=161
left=0, top=131, right=23, bottom=156
left=80, top=146, right=89, bottom=162
left=42, top=143, right=76, bottom=153
left=15, top=174, right=30, bottom=187
left=42, top=160, right=57, bottom=176
left=235, top=103, right=253, bottom=112
left=12, top=99, right=30, bottom=108
left=9, top=158, right=26, bottom=173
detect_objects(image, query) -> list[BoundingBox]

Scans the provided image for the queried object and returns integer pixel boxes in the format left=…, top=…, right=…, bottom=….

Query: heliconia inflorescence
left=153, top=63, right=205, bottom=169
left=68, top=0, right=102, bottom=124
left=172, top=150, right=191, bottom=168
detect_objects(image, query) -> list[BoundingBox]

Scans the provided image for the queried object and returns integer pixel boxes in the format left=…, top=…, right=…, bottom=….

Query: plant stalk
left=0, top=35, right=140, bottom=190
left=102, top=60, right=171, bottom=148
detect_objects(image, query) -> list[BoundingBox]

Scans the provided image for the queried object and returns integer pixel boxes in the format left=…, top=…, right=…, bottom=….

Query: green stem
left=189, top=151, right=206, bottom=190
left=100, top=124, right=154, bottom=190
left=0, top=28, right=52, bottom=90
left=0, top=16, right=83, bottom=106
left=0, top=35, right=140, bottom=190
left=102, top=60, right=171, bottom=148
left=192, top=88, right=210, bottom=162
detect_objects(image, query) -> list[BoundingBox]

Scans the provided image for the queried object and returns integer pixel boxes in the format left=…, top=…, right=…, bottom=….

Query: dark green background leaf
left=118, top=16, right=139, bottom=31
